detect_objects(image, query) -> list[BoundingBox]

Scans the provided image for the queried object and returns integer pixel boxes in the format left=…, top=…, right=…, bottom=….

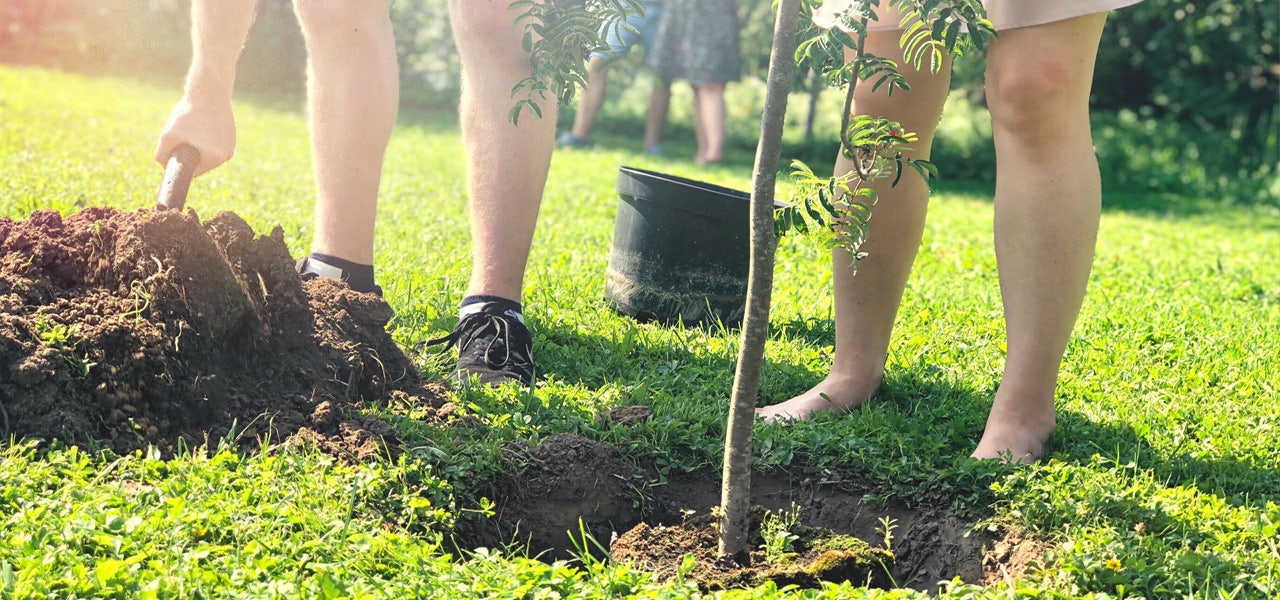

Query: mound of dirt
left=0, top=207, right=447, bottom=457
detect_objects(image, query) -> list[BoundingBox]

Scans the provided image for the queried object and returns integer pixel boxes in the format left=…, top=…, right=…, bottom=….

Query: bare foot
left=971, top=398, right=1056, bottom=464
left=755, top=373, right=881, bottom=423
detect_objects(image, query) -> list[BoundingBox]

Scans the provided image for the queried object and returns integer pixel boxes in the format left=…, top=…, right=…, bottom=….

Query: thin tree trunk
left=804, top=69, right=821, bottom=145
left=718, top=0, right=801, bottom=563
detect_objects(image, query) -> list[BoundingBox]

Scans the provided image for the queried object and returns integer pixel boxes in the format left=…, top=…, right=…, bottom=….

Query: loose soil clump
left=0, top=207, right=447, bottom=458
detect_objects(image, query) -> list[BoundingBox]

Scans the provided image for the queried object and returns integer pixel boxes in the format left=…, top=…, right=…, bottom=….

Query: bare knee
left=583, top=56, right=610, bottom=79
left=986, top=59, right=1084, bottom=140
left=698, top=82, right=726, bottom=95
left=294, top=0, right=390, bottom=38
left=449, top=0, right=521, bottom=42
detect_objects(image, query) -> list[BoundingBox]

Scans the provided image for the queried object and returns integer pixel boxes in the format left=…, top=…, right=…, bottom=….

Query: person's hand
left=154, top=94, right=236, bottom=178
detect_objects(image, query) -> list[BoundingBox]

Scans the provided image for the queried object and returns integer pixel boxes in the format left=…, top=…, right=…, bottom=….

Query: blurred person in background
left=647, top=0, right=742, bottom=165
left=558, top=0, right=670, bottom=155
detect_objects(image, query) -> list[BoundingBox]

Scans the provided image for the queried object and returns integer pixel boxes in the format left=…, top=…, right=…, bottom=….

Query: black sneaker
left=296, top=256, right=383, bottom=296
left=425, top=303, right=535, bottom=387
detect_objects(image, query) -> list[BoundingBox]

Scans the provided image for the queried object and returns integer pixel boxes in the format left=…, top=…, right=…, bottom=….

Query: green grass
left=2, top=64, right=1279, bottom=598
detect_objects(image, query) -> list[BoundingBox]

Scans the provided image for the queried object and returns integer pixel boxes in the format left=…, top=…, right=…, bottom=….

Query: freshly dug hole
left=469, top=433, right=1047, bottom=593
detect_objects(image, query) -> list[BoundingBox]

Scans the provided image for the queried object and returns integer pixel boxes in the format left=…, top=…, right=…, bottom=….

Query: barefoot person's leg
left=974, top=12, right=1109, bottom=461
left=564, top=55, right=611, bottom=143
left=694, top=82, right=727, bottom=164
left=757, top=31, right=951, bottom=422
left=642, top=81, right=671, bottom=152
left=562, top=3, right=654, bottom=146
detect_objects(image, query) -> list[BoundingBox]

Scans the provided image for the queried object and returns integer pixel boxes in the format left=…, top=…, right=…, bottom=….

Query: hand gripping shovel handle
left=155, top=143, right=201, bottom=211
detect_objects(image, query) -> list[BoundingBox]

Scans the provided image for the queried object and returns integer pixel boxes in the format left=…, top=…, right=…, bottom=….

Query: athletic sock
left=306, top=252, right=378, bottom=294
left=459, top=295, right=524, bottom=323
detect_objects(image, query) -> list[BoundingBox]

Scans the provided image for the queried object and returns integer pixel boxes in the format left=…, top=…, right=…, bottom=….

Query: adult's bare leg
left=757, top=33, right=951, bottom=422
left=642, top=80, right=671, bottom=150
left=449, top=0, right=556, bottom=301
left=693, top=82, right=727, bottom=164
left=691, top=84, right=707, bottom=162
left=569, top=56, right=610, bottom=141
left=974, top=13, right=1109, bottom=462
left=294, top=0, right=398, bottom=265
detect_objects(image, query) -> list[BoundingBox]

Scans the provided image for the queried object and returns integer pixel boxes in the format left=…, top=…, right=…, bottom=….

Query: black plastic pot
left=606, top=166, right=767, bottom=326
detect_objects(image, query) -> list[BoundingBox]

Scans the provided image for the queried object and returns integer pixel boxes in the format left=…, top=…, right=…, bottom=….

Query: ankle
left=827, top=365, right=884, bottom=393
left=980, top=391, right=1058, bottom=454
left=459, top=295, right=523, bottom=321
left=990, top=386, right=1057, bottom=426
left=298, top=253, right=380, bottom=295
left=814, top=370, right=883, bottom=408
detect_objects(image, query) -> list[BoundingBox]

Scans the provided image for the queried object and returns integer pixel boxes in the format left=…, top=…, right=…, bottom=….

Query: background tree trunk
left=804, top=69, right=821, bottom=145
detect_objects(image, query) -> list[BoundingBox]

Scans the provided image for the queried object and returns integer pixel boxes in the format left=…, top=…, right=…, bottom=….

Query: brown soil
left=0, top=207, right=448, bottom=458
left=1, top=207, right=1043, bottom=593
left=475, top=432, right=1047, bottom=594
left=610, top=511, right=899, bottom=591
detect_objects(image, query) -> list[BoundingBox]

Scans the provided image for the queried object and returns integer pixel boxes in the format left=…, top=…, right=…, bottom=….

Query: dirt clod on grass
left=0, top=207, right=447, bottom=458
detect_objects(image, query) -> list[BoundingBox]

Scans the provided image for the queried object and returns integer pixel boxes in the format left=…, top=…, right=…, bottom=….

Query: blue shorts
left=590, top=1, right=664, bottom=63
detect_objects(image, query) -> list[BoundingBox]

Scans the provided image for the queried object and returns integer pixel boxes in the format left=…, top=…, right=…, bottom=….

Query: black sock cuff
left=309, top=252, right=369, bottom=272
left=460, top=295, right=522, bottom=315
left=308, top=252, right=377, bottom=294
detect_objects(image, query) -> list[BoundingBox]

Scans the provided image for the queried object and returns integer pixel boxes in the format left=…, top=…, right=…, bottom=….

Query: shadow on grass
left=1050, top=410, right=1280, bottom=510
left=1099, top=189, right=1280, bottom=233
left=533, top=315, right=740, bottom=392
left=928, top=180, right=1280, bottom=234
left=535, top=312, right=1278, bottom=513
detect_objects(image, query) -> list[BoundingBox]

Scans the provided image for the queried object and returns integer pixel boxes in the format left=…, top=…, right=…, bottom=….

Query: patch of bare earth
left=475, top=429, right=1047, bottom=595
left=0, top=207, right=447, bottom=459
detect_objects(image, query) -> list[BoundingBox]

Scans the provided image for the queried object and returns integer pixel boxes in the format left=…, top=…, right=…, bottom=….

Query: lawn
left=1, top=64, right=1278, bottom=598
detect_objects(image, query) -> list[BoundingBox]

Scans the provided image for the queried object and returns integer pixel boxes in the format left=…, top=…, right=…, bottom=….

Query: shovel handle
left=155, top=143, right=201, bottom=211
